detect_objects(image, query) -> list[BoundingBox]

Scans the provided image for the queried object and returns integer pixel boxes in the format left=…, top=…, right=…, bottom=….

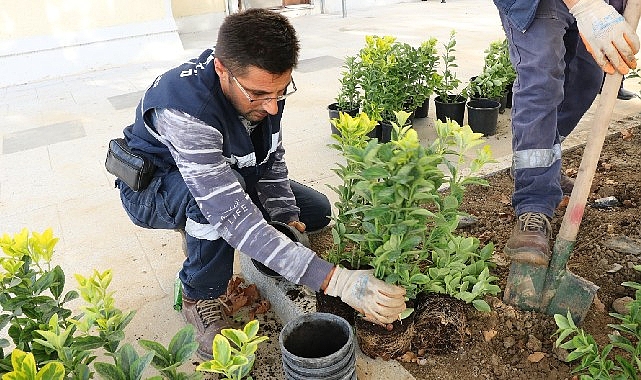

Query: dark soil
left=315, top=291, right=356, bottom=325
left=355, top=316, right=415, bottom=360
left=308, top=120, right=641, bottom=379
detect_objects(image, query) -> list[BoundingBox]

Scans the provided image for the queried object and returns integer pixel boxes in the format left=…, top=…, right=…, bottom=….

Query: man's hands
left=324, top=267, right=406, bottom=327
left=569, top=0, right=640, bottom=74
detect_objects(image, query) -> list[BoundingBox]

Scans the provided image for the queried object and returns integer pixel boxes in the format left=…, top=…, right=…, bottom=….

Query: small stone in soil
left=612, top=296, right=633, bottom=314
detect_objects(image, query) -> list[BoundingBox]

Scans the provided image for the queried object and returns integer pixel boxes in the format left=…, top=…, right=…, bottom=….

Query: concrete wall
left=320, top=0, right=414, bottom=15
left=172, top=0, right=226, bottom=18
left=0, top=0, right=207, bottom=87
left=0, top=0, right=415, bottom=87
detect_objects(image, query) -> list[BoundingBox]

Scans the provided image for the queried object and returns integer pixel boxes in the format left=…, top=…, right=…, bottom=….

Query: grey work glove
left=325, top=267, right=406, bottom=326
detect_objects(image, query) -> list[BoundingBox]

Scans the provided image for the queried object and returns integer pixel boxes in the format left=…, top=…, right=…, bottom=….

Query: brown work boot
left=504, top=212, right=552, bottom=266
left=182, top=296, right=232, bottom=359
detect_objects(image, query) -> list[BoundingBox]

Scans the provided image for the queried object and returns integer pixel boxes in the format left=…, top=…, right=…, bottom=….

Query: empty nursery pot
left=279, top=312, right=356, bottom=380
left=252, top=221, right=310, bottom=279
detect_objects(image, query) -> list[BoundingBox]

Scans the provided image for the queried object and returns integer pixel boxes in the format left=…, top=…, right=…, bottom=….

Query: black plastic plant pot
left=466, top=99, right=500, bottom=136
left=251, top=221, right=310, bottom=279
left=280, top=312, right=357, bottom=380
left=378, top=121, right=393, bottom=143
left=414, top=98, right=430, bottom=118
left=328, top=103, right=359, bottom=135
left=434, top=94, right=466, bottom=127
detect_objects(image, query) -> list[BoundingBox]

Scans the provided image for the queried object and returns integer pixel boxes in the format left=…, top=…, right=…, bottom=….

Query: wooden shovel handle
left=557, top=0, right=641, bottom=241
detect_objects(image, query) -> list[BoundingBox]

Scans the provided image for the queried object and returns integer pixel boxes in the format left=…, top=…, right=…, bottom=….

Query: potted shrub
left=358, top=35, right=433, bottom=141
left=408, top=37, right=440, bottom=119
left=328, top=56, right=362, bottom=135
left=466, top=66, right=502, bottom=136
left=358, top=36, right=408, bottom=126
left=434, top=30, right=467, bottom=126
left=470, top=39, right=516, bottom=112
left=489, top=39, right=516, bottom=109
left=324, top=112, right=501, bottom=359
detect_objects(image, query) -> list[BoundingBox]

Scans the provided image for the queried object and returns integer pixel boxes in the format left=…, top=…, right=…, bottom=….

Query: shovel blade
left=503, top=261, right=548, bottom=312
left=545, top=271, right=599, bottom=325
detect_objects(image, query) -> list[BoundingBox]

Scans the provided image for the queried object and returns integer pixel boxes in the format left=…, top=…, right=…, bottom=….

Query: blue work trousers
left=117, top=171, right=331, bottom=300
left=499, top=0, right=603, bottom=217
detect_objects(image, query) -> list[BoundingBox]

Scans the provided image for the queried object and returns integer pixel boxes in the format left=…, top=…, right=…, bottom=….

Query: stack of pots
left=279, top=312, right=356, bottom=380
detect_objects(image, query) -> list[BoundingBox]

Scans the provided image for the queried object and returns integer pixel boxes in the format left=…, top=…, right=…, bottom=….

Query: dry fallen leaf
left=242, top=284, right=260, bottom=304
left=483, top=329, right=498, bottom=342
left=607, top=224, right=615, bottom=234
left=527, top=352, right=545, bottom=363
left=621, top=127, right=634, bottom=140
left=601, top=163, right=613, bottom=170
left=249, top=299, right=271, bottom=319
left=398, top=351, right=417, bottom=363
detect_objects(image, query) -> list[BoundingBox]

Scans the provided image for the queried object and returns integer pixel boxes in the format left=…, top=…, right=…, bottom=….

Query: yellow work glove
left=570, top=0, right=640, bottom=74
left=325, top=267, right=406, bottom=327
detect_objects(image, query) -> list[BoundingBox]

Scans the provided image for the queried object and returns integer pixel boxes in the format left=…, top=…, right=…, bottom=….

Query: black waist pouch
left=105, top=138, right=156, bottom=191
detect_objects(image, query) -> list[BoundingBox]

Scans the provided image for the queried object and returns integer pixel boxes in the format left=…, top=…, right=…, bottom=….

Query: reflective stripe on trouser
left=499, top=0, right=602, bottom=217
left=119, top=169, right=330, bottom=300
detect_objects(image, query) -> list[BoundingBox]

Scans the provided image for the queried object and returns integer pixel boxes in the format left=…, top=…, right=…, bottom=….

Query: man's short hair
left=215, top=8, right=300, bottom=75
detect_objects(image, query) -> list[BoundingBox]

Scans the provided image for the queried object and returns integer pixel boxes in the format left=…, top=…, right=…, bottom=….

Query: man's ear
left=213, top=58, right=226, bottom=78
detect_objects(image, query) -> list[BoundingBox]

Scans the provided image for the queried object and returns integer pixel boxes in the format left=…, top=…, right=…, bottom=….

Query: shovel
left=504, top=0, right=641, bottom=324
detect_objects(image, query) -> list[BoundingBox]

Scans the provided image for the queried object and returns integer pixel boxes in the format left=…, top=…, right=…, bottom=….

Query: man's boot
left=618, top=76, right=636, bottom=100
left=182, top=296, right=232, bottom=359
left=504, top=212, right=552, bottom=266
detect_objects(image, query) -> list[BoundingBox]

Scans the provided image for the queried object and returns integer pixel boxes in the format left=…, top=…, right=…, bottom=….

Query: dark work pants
left=499, top=0, right=603, bottom=217
left=117, top=171, right=331, bottom=300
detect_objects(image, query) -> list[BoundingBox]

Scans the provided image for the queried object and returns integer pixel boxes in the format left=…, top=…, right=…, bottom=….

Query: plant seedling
left=197, top=320, right=269, bottom=380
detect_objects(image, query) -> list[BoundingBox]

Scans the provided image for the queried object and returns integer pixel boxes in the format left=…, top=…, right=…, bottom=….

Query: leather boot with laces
left=504, top=212, right=552, bottom=266
left=182, top=296, right=232, bottom=359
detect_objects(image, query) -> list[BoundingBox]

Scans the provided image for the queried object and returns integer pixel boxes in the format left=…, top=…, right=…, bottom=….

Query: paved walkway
left=2, top=1, right=641, bottom=378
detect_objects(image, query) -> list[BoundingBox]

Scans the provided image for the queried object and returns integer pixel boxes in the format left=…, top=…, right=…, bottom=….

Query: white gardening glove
left=325, top=267, right=406, bottom=327
left=569, top=0, right=640, bottom=74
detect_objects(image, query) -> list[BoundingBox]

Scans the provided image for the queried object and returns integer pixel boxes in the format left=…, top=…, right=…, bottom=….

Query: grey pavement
left=2, top=1, right=641, bottom=378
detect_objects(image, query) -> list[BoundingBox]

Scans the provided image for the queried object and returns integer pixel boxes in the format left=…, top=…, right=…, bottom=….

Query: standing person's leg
left=499, top=0, right=575, bottom=265
left=557, top=25, right=604, bottom=139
